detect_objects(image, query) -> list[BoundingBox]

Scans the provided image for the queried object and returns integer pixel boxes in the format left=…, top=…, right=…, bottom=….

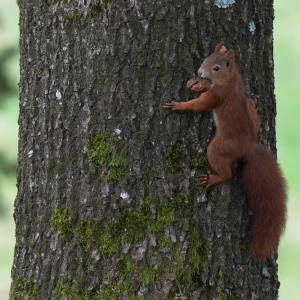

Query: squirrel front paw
left=163, top=101, right=181, bottom=110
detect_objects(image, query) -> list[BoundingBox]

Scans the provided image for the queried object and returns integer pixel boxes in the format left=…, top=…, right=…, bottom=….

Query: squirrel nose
left=198, top=71, right=203, bottom=77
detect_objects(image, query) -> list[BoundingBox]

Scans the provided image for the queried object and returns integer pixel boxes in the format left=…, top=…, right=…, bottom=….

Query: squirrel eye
left=213, top=65, right=220, bottom=71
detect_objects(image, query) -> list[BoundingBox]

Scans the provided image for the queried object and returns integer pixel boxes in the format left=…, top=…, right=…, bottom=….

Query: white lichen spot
left=56, top=90, right=62, bottom=100
left=102, top=181, right=110, bottom=197
left=148, top=105, right=154, bottom=116
left=120, top=192, right=129, bottom=199
left=262, top=266, right=270, bottom=277
left=50, top=232, right=59, bottom=251
left=91, top=249, right=100, bottom=261
left=122, top=244, right=131, bottom=254
left=141, top=20, right=149, bottom=31
left=248, top=20, right=256, bottom=35
left=114, top=128, right=122, bottom=138
left=93, top=47, right=101, bottom=55
left=214, top=0, right=235, bottom=8
left=62, top=47, right=67, bottom=51
left=63, top=58, right=69, bottom=64
left=28, top=150, right=34, bottom=158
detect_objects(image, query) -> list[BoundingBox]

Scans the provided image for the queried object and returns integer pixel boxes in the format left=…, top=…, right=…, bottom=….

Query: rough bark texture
left=11, top=0, right=279, bottom=299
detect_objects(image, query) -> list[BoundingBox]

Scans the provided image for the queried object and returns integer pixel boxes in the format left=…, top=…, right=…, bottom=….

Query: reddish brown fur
left=243, top=144, right=286, bottom=259
left=164, top=43, right=287, bottom=260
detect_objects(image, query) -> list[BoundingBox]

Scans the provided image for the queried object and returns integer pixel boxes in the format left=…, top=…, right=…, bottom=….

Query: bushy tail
left=242, top=143, right=287, bottom=260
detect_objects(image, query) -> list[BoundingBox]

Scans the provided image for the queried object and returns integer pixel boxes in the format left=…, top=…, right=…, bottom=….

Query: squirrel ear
left=224, top=50, right=235, bottom=67
left=224, top=50, right=235, bottom=61
left=215, top=43, right=228, bottom=54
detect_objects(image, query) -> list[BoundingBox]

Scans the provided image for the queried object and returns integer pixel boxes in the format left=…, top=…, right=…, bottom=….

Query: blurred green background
left=0, top=0, right=298, bottom=299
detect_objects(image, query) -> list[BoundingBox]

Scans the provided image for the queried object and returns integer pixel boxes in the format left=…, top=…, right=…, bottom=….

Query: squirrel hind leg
left=201, top=138, right=234, bottom=188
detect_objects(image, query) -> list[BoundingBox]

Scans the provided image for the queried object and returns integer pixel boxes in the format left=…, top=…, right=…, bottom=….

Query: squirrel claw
left=199, top=173, right=212, bottom=189
left=163, top=101, right=179, bottom=110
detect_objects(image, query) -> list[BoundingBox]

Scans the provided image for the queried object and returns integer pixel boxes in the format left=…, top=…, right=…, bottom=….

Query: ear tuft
left=215, top=43, right=224, bottom=53
left=215, top=43, right=228, bottom=54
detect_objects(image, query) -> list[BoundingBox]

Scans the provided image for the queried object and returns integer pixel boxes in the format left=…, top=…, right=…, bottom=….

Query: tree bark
left=11, top=0, right=279, bottom=299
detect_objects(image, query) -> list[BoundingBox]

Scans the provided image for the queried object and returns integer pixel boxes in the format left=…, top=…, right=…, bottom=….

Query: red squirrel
left=164, top=43, right=287, bottom=260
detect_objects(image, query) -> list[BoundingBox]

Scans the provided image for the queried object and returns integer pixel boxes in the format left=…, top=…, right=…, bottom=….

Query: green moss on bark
left=50, top=206, right=73, bottom=241
left=97, top=189, right=208, bottom=298
left=50, top=206, right=102, bottom=259
left=53, top=278, right=99, bottom=300
left=164, top=138, right=210, bottom=177
left=74, top=219, right=99, bottom=254
left=9, top=277, right=38, bottom=300
left=49, top=188, right=208, bottom=298
left=164, top=138, right=185, bottom=171
left=216, top=287, right=237, bottom=300
left=88, top=1, right=113, bottom=17
left=87, top=131, right=129, bottom=182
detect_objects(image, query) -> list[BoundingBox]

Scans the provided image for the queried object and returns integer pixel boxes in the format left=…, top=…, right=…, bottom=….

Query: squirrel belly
left=163, top=43, right=287, bottom=260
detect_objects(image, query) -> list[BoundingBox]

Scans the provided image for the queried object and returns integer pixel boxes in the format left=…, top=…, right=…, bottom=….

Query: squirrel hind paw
left=199, top=173, right=212, bottom=189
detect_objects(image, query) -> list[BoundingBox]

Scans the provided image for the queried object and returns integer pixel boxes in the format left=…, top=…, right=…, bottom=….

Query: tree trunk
left=11, top=0, right=279, bottom=299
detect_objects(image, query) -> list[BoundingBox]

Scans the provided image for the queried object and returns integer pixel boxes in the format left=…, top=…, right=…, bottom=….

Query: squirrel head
left=198, top=43, right=236, bottom=86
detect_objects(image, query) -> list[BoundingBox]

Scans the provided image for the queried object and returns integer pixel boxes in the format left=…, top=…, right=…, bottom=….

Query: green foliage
left=87, top=131, right=129, bottom=182
left=0, top=47, right=19, bottom=96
